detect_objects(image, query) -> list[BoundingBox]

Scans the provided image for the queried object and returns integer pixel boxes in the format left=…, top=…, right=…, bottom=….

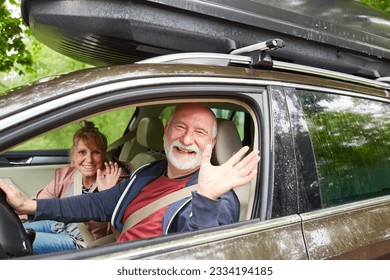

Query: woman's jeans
left=23, top=220, right=77, bottom=254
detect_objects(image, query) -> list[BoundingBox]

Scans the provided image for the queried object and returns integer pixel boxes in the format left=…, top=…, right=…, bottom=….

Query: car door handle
left=8, top=157, right=33, bottom=165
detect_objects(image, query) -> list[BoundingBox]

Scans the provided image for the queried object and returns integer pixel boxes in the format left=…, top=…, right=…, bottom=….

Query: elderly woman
left=23, top=121, right=122, bottom=253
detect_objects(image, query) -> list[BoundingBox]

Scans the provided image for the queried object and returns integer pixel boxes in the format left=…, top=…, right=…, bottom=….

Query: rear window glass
left=299, top=90, right=390, bottom=207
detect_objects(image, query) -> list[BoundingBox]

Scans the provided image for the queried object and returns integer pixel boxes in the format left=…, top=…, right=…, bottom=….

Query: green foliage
left=0, top=39, right=90, bottom=94
left=359, top=0, right=390, bottom=13
left=14, top=107, right=136, bottom=150
left=0, top=1, right=90, bottom=94
left=0, top=0, right=33, bottom=74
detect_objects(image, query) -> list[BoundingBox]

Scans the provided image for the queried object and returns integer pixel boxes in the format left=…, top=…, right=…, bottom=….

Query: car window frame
left=1, top=76, right=271, bottom=259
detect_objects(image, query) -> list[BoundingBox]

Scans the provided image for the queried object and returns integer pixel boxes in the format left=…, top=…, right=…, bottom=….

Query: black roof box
left=21, top=0, right=390, bottom=79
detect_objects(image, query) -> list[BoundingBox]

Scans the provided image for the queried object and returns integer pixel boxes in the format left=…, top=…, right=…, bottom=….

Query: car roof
left=1, top=60, right=388, bottom=122
left=21, top=0, right=390, bottom=79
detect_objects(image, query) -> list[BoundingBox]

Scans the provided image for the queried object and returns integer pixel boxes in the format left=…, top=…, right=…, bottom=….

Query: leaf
left=0, top=0, right=33, bottom=74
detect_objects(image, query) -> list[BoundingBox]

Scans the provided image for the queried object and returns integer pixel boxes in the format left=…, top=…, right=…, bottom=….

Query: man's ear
left=211, top=137, right=217, bottom=148
left=164, top=122, right=169, bottom=134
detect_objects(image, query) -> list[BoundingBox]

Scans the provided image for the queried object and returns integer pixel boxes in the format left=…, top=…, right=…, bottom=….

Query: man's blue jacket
left=35, top=160, right=240, bottom=236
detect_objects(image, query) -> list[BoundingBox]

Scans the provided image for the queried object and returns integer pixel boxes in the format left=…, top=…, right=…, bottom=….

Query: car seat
left=211, top=119, right=251, bottom=221
left=130, top=117, right=166, bottom=170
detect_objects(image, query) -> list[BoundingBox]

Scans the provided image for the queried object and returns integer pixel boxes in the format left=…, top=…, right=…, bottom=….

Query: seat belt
left=73, top=170, right=83, bottom=196
left=73, top=171, right=95, bottom=245
left=120, top=184, right=198, bottom=236
left=107, top=131, right=133, bottom=152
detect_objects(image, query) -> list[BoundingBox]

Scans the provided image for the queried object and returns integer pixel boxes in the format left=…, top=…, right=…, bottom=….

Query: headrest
left=211, top=119, right=243, bottom=165
left=136, top=117, right=164, bottom=151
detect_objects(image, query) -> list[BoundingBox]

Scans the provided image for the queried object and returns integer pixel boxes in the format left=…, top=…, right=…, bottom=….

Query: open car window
left=11, top=107, right=136, bottom=151
left=0, top=90, right=262, bottom=259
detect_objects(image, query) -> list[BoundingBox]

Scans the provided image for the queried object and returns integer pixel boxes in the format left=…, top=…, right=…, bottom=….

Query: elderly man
left=0, top=103, right=260, bottom=242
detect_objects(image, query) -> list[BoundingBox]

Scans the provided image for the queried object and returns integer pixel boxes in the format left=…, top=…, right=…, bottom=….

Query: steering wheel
left=0, top=188, right=33, bottom=259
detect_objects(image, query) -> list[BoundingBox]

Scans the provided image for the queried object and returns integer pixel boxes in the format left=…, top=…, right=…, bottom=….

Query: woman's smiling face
left=72, top=139, right=104, bottom=179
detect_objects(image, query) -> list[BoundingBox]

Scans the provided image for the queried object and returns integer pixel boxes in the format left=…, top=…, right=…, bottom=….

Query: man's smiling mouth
left=175, top=146, right=196, bottom=154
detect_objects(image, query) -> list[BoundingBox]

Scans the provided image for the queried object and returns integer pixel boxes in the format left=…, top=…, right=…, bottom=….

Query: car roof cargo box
left=21, top=0, right=390, bottom=79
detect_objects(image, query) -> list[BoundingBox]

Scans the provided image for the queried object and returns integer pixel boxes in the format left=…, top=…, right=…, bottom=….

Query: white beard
left=164, top=137, right=201, bottom=170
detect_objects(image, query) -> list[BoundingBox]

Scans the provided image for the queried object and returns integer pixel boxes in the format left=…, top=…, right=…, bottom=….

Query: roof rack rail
left=137, top=39, right=285, bottom=68
left=231, top=39, right=286, bottom=55
left=377, top=77, right=390, bottom=84
left=136, top=52, right=251, bottom=67
left=273, top=61, right=390, bottom=90
left=136, top=39, right=389, bottom=91
left=230, top=39, right=286, bottom=68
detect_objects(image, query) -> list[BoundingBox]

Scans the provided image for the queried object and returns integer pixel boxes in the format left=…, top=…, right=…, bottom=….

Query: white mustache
left=164, top=139, right=202, bottom=170
left=172, top=140, right=200, bottom=154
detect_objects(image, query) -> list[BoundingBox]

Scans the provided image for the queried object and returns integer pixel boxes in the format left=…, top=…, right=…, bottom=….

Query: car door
left=289, top=87, right=390, bottom=259
left=0, top=151, right=68, bottom=197
left=0, top=64, right=312, bottom=259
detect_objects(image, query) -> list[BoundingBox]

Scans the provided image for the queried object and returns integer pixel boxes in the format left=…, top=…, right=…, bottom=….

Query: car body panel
left=284, top=88, right=321, bottom=214
left=142, top=222, right=307, bottom=260
left=267, top=86, right=300, bottom=219
left=142, top=216, right=307, bottom=260
left=28, top=215, right=307, bottom=260
left=301, top=196, right=390, bottom=259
